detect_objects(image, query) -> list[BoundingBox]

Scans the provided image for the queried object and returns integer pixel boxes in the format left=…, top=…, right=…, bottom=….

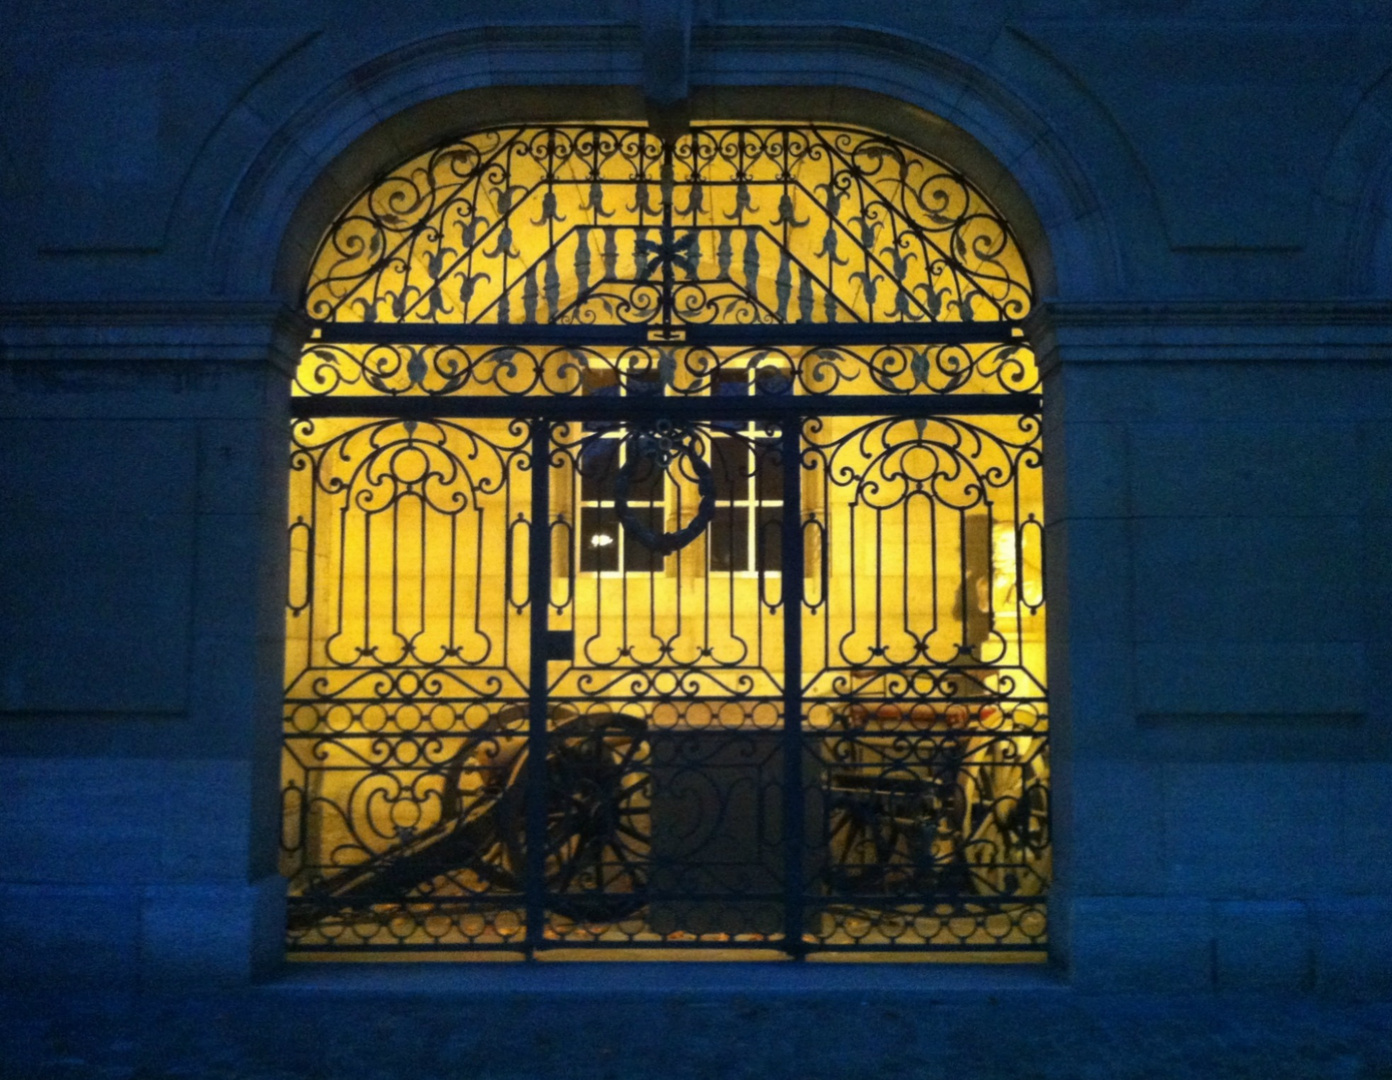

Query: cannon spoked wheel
left=960, top=731, right=1050, bottom=899
left=493, top=711, right=651, bottom=923
left=289, top=706, right=649, bottom=930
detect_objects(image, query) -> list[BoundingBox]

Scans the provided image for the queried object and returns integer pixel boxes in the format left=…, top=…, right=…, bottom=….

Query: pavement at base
left=4, top=966, right=1391, bottom=1080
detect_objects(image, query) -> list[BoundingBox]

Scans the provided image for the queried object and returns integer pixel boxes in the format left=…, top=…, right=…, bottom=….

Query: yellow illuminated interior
left=283, top=121, right=1046, bottom=956
left=304, top=124, right=1032, bottom=329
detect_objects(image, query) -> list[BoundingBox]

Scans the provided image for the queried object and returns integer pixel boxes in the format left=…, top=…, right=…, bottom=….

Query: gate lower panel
left=281, top=410, right=1047, bottom=957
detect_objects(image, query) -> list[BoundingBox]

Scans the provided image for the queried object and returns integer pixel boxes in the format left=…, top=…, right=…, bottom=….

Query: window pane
left=623, top=441, right=665, bottom=502
left=754, top=363, right=793, bottom=396
left=754, top=438, right=783, bottom=502
left=756, top=506, right=782, bottom=573
left=579, top=438, right=619, bottom=502
left=627, top=369, right=662, bottom=397
left=580, top=505, right=619, bottom=572
left=584, top=367, right=620, bottom=395
left=582, top=367, right=620, bottom=432
left=711, top=368, right=747, bottom=433
left=710, top=506, right=749, bottom=572
left=712, top=368, right=748, bottom=397
left=623, top=502, right=664, bottom=573
left=711, top=434, right=749, bottom=501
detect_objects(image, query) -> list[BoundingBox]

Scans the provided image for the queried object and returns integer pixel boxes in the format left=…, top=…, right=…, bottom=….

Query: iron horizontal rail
left=290, top=393, right=1042, bottom=421
left=309, top=321, right=1030, bottom=349
left=285, top=892, right=1042, bottom=907
left=285, top=897, right=1043, bottom=915
left=284, top=946, right=527, bottom=955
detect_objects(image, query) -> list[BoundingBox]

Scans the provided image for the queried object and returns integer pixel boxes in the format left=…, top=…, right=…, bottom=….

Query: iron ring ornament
left=612, top=421, right=716, bottom=556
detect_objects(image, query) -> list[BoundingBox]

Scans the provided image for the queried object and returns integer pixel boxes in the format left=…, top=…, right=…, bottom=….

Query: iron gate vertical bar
left=525, top=418, right=551, bottom=955
left=780, top=419, right=806, bottom=957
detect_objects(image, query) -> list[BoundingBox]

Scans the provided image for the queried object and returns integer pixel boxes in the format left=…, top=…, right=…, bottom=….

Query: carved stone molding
left=0, top=302, right=309, bottom=371
left=1033, top=300, right=1392, bottom=368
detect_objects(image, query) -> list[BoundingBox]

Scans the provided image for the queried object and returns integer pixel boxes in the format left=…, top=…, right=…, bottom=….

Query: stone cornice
left=1032, top=301, right=1392, bottom=369
left=5, top=300, right=1390, bottom=374
left=0, top=302, right=310, bottom=373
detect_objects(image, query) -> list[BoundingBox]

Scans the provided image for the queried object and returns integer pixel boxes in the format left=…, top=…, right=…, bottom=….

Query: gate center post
left=526, top=417, right=553, bottom=956
left=780, top=419, right=807, bottom=957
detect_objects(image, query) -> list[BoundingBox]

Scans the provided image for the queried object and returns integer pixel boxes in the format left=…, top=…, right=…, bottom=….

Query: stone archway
left=278, top=117, right=1049, bottom=959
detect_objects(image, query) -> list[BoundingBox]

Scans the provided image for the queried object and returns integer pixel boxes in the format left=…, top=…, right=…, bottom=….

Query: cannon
left=288, top=706, right=649, bottom=931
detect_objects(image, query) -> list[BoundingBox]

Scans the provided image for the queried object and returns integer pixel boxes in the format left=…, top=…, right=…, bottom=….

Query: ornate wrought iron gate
left=281, top=123, right=1048, bottom=957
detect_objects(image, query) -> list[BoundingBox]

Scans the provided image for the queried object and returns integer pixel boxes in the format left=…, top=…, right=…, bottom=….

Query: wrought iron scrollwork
left=303, top=123, right=1032, bottom=335
left=284, top=118, right=1047, bottom=958
left=293, top=341, right=1039, bottom=400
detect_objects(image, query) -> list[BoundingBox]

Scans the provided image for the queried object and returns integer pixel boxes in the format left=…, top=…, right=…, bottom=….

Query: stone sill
left=263, top=959, right=1066, bottom=999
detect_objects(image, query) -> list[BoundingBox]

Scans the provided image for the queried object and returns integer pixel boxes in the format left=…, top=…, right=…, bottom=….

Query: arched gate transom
left=281, top=122, right=1049, bottom=957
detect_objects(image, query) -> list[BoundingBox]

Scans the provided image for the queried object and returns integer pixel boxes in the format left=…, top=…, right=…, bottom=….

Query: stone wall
left=1041, top=306, right=1392, bottom=993
left=1, top=0, right=1390, bottom=990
